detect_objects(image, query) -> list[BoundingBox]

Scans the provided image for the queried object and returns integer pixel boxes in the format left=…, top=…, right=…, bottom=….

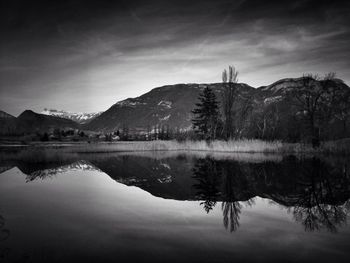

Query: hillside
left=1, top=77, right=349, bottom=141
left=85, top=83, right=255, bottom=132
left=16, top=110, right=80, bottom=134
left=85, top=78, right=350, bottom=141
left=0, top=110, right=17, bottom=135
left=0, top=110, right=15, bottom=119
left=41, top=109, right=101, bottom=124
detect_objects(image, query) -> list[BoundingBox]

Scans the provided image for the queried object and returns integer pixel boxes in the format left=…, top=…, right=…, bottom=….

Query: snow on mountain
left=157, top=100, right=172, bottom=108
left=264, top=96, right=283, bottom=105
left=25, top=161, right=100, bottom=181
left=116, top=98, right=147, bottom=107
left=41, top=109, right=102, bottom=124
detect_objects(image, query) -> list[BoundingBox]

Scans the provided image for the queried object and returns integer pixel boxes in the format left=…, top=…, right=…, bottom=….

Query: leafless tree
left=256, top=102, right=280, bottom=140
left=321, top=73, right=350, bottom=135
left=222, top=66, right=239, bottom=140
left=288, top=74, right=329, bottom=147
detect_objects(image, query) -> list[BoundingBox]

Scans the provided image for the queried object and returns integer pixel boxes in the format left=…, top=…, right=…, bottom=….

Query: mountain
left=0, top=110, right=17, bottom=135
left=1, top=77, right=349, bottom=140
left=41, top=109, right=101, bottom=124
left=0, top=110, right=15, bottom=119
left=16, top=110, right=80, bottom=133
left=85, top=83, right=255, bottom=132
left=85, top=78, right=350, bottom=141
left=254, top=77, right=350, bottom=140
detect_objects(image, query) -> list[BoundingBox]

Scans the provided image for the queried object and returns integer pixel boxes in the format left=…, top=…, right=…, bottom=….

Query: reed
left=59, top=139, right=350, bottom=155
left=1, top=139, right=350, bottom=156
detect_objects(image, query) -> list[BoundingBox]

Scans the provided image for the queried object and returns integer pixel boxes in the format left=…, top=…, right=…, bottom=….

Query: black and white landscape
left=1, top=1, right=350, bottom=263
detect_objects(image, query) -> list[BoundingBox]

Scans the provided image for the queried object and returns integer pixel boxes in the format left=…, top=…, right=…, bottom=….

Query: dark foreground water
left=0, top=151, right=350, bottom=263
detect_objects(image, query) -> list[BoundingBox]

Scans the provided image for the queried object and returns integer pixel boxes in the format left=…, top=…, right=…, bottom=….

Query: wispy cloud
left=1, top=0, right=349, bottom=115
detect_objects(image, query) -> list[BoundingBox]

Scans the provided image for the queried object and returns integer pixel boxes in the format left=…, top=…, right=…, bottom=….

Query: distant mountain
left=1, top=77, right=349, bottom=140
left=0, top=110, right=17, bottom=135
left=0, top=110, right=15, bottom=119
left=16, top=110, right=80, bottom=133
left=41, top=109, right=101, bottom=124
left=85, top=83, right=255, bottom=132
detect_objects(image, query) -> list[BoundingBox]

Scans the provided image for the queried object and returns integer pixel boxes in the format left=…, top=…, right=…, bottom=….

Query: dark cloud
left=1, top=0, right=350, bottom=115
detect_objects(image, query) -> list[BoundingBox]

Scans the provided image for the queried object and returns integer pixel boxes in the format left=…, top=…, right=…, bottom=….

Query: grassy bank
left=2, top=138, right=348, bottom=155
left=72, top=139, right=350, bottom=155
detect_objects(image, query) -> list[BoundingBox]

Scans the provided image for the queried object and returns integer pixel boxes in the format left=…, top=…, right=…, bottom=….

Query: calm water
left=0, top=151, right=350, bottom=262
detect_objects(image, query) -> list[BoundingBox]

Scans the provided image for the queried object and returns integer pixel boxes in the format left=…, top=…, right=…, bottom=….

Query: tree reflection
left=5, top=152, right=350, bottom=234
left=221, top=202, right=241, bottom=232
left=289, top=158, right=350, bottom=232
left=292, top=204, right=348, bottom=232
left=192, top=156, right=350, bottom=233
left=192, top=158, right=221, bottom=213
left=192, top=158, right=245, bottom=232
left=221, top=161, right=243, bottom=232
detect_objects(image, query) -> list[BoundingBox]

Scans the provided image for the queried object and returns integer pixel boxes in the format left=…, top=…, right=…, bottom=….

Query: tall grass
left=57, top=138, right=350, bottom=155
left=1, top=138, right=350, bottom=155
left=66, top=140, right=283, bottom=153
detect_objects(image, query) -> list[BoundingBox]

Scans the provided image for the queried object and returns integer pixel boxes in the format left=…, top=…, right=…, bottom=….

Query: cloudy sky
left=1, top=0, right=350, bottom=116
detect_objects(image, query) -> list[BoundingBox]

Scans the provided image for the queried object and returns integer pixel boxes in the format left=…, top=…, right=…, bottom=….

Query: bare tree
left=222, top=66, right=239, bottom=140
left=321, top=73, right=350, bottom=135
left=255, top=102, right=280, bottom=140
left=288, top=74, right=329, bottom=147
left=333, top=91, right=350, bottom=134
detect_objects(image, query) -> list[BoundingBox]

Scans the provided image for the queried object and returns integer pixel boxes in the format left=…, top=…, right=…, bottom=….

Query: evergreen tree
left=192, top=87, right=220, bottom=140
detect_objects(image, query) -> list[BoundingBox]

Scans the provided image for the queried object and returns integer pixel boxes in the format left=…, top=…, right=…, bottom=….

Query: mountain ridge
left=85, top=82, right=256, bottom=132
left=41, top=108, right=102, bottom=124
left=16, top=110, right=80, bottom=134
left=1, top=77, right=349, bottom=141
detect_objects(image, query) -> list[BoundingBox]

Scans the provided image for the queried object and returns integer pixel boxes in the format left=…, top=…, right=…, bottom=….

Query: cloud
left=1, top=0, right=350, bottom=115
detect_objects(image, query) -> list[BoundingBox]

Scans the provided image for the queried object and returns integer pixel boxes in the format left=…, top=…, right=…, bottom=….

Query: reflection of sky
left=0, top=167, right=350, bottom=262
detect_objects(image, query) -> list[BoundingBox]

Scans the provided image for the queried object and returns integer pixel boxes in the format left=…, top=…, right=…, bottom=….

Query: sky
left=1, top=0, right=350, bottom=116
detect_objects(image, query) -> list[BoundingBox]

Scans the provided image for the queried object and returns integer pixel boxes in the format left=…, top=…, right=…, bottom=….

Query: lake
left=0, top=151, right=350, bottom=262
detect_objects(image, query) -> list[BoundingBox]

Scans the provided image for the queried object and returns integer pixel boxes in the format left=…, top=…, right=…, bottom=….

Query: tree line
left=191, top=67, right=350, bottom=146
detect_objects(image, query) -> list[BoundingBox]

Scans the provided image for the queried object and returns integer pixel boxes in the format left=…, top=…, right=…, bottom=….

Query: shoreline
left=1, top=139, right=349, bottom=155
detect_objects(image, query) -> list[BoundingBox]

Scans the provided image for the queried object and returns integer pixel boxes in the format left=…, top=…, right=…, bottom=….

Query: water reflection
left=1, top=152, right=350, bottom=233
left=191, top=156, right=350, bottom=232
left=192, top=158, right=221, bottom=213
left=192, top=157, right=246, bottom=232
left=0, top=214, right=9, bottom=242
left=0, top=212, right=10, bottom=261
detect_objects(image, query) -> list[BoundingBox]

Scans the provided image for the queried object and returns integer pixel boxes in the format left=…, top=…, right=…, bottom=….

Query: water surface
left=1, top=151, right=350, bottom=262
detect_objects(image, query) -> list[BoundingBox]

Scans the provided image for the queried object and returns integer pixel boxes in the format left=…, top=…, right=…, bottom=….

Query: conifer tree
left=192, top=87, right=220, bottom=140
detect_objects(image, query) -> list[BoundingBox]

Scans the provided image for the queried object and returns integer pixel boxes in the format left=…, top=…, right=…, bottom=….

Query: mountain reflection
left=0, top=212, right=10, bottom=261
left=0, top=214, right=9, bottom=242
left=191, top=156, right=350, bottom=232
left=1, top=152, right=349, bottom=233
